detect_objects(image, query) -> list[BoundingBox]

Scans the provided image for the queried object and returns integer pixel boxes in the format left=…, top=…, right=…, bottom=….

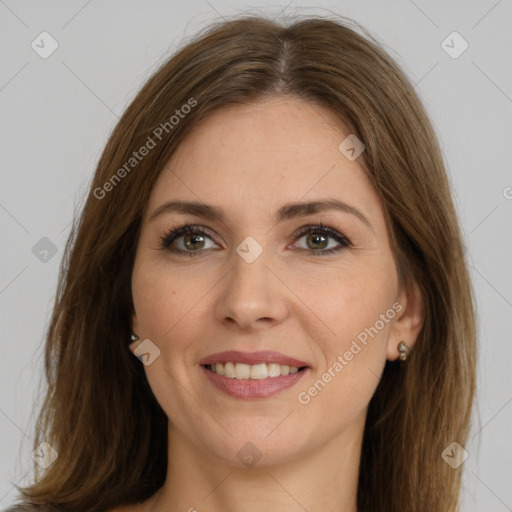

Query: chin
left=202, top=421, right=309, bottom=469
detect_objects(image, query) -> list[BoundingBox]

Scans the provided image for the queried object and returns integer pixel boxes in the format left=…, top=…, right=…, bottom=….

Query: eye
left=160, top=224, right=219, bottom=257
left=292, top=223, right=352, bottom=255
left=159, top=222, right=352, bottom=257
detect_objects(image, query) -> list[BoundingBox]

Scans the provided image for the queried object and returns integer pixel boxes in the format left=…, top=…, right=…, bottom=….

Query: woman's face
left=130, top=97, right=421, bottom=467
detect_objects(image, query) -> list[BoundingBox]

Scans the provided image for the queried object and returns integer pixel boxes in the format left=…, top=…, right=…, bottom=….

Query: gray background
left=1, top=0, right=511, bottom=510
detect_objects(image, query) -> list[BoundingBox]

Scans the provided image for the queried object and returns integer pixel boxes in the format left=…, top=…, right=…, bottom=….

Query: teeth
left=235, top=363, right=250, bottom=379
left=224, top=362, right=235, bottom=378
left=268, top=363, right=281, bottom=377
left=208, top=362, right=302, bottom=379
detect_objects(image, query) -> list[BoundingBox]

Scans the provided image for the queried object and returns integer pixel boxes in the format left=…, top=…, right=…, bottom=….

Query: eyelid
left=292, top=223, right=352, bottom=248
left=160, top=224, right=221, bottom=249
left=160, top=222, right=352, bottom=255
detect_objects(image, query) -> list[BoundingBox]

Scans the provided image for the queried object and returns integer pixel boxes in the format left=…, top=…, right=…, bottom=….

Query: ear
left=386, top=279, right=425, bottom=361
left=129, top=311, right=141, bottom=355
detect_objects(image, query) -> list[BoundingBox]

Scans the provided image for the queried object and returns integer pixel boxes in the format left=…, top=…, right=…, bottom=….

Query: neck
left=149, top=417, right=364, bottom=512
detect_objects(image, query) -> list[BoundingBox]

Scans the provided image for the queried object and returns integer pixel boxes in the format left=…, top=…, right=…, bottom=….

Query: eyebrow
left=149, top=199, right=372, bottom=230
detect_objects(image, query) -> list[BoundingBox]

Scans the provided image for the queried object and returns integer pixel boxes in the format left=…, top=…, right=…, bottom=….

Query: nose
left=215, top=247, right=289, bottom=331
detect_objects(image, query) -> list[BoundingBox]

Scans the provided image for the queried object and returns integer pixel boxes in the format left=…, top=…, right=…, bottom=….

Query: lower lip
left=200, top=366, right=309, bottom=399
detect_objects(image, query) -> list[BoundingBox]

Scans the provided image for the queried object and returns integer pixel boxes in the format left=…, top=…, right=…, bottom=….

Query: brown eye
left=304, top=232, right=329, bottom=250
left=160, top=222, right=351, bottom=257
left=293, top=224, right=351, bottom=256
left=160, top=224, right=219, bottom=256
left=182, top=232, right=207, bottom=251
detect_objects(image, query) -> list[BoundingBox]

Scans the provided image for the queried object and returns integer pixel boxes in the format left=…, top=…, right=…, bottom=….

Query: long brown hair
left=12, top=14, right=476, bottom=512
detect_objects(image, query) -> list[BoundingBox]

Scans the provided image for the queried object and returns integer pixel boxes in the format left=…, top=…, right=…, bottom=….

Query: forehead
left=146, top=97, right=384, bottom=227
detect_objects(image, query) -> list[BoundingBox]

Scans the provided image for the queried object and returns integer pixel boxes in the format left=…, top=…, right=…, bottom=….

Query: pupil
left=309, top=233, right=327, bottom=249
left=185, top=233, right=204, bottom=250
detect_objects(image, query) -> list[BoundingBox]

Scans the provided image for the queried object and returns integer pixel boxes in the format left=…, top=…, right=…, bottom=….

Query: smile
left=200, top=364, right=309, bottom=399
left=204, top=362, right=304, bottom=379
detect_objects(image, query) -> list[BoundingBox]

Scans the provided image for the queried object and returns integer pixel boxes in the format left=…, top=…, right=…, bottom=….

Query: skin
left=118, top=97, right=424, bottom=512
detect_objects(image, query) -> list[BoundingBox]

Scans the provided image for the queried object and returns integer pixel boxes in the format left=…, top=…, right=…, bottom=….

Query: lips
left=198, top=350, right=310, bottom=368
left=201, top=365, right=309, bottom=398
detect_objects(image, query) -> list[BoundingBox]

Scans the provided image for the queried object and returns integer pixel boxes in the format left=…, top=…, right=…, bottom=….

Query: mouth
left=198, top=351, right=311, bottom=399
left=198, top=350, right=310, bottom=370
left=202, top=362, right=308, bottom=379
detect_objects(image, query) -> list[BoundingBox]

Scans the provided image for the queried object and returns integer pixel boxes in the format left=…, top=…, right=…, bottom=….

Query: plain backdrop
left=1, top=1, right=511, bottom=510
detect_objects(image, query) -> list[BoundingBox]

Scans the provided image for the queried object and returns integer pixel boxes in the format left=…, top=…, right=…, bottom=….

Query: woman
left=5, top=13, right=476, bottom=512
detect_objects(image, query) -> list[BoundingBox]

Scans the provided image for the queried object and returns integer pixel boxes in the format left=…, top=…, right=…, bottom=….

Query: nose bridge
left=216, top=236, right=287, bottom=327
left=229, top=237, right=273, bottom=298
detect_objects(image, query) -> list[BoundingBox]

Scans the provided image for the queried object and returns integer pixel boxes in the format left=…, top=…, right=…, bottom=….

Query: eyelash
left=159, top=222, right=352, bottom=258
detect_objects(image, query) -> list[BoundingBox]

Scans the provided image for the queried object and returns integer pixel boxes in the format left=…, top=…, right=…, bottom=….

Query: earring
left=130, top=333, right=139, bottom=343
left=397, top=341, right=410, bottom=361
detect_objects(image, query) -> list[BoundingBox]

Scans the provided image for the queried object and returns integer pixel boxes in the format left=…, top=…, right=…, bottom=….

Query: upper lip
left=199, top=350, right=310, bottom=368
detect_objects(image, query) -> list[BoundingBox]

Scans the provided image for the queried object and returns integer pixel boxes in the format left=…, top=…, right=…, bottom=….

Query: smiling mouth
left=202, top=362, right=308, bottom=380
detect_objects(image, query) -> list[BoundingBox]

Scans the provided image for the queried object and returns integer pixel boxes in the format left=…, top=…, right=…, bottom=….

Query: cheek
left=298, top=260, right=396, bottom=339
left=298, top=303, right=392, bottom=426
left=299, top=263, right=396, bottom=392
left=131, top=260, right=219, bottom=380
left=131, top=265, right=203, bottom=416
left=132, top=259, right=195, bottom=338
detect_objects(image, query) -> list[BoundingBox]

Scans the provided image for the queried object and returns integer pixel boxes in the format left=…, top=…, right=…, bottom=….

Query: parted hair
left=12, top=13, right=476, bottom=512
